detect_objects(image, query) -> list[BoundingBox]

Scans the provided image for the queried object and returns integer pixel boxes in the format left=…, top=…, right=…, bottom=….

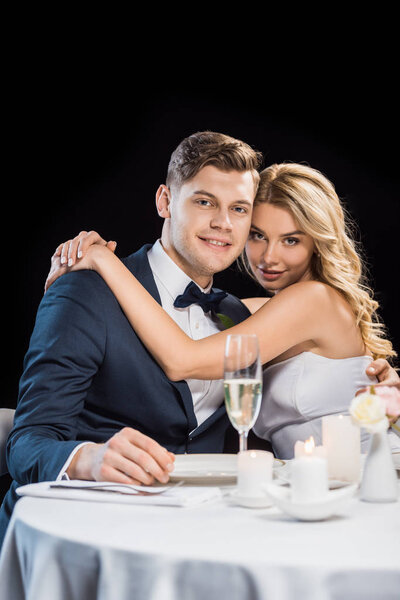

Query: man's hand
left=44, top=231, right=116, bottom=292
left=67, top=428, right=175, bottom=485
left=365, top=358, right=400, bottom=387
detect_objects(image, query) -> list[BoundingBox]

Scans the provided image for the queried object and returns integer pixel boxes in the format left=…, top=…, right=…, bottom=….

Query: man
left=0, top=131, right=262, bottom=546
left=0, top=131, right=397, bottom=548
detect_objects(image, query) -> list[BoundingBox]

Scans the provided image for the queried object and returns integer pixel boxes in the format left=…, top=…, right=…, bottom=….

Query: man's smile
left=198, top=236, right=232, bottom=249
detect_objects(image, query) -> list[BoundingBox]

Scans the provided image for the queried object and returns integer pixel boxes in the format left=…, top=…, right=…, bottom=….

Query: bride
left=47, top=162, right=400, bottom=458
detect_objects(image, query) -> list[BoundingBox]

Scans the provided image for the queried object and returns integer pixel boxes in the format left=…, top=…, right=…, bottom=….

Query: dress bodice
left=253, top=352, right=400, bottom=459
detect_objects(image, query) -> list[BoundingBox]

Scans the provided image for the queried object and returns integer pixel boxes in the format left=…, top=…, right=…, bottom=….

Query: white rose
left=349, top=391, right=388, bottom=433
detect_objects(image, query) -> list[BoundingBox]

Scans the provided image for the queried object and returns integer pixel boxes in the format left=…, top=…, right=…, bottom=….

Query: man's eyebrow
left=192, top=190, right=252, bottom=206
left=192, top=190, right=217, bottom=198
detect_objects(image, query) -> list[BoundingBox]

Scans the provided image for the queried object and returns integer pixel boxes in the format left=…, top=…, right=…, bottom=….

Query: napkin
left=16, top=481, right=222, bottom=507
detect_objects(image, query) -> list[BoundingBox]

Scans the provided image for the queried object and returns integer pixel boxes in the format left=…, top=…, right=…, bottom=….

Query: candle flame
left=304, top=436, right=315, bottom=454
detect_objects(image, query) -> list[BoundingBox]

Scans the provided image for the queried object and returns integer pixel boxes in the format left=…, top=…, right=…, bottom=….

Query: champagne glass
left=223, top=334, right=262, bottom=452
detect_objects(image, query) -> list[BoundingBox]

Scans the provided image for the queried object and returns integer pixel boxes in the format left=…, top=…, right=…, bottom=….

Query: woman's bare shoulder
left=241, top=297, right=271, bottom=314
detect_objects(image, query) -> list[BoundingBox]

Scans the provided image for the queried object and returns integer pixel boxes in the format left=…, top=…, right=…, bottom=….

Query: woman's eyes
left=249, top=231, right=265, bottom=241
left=249, top=232, right=300, bottom=245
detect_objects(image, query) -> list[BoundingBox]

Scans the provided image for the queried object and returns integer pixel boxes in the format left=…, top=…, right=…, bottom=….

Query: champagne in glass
left=224, top=334, right=262, bottom=452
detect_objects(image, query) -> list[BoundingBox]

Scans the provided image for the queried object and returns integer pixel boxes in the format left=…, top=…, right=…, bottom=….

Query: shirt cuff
left=56, top=442, right=95, bottom=481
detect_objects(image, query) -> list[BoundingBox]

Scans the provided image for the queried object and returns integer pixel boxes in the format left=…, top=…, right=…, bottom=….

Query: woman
left=52, top=163, right=399, bottom=458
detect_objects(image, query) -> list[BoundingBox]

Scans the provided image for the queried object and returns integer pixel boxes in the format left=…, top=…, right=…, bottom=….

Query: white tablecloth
left=0, top=484, right=399, bottom=600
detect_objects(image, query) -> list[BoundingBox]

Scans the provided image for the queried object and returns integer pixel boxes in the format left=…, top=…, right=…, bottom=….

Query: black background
left=4, top=37, right=400, bottom=410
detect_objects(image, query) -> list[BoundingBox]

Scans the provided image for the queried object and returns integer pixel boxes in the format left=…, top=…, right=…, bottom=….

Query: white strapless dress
left=254, top=352, right=400, bottom=459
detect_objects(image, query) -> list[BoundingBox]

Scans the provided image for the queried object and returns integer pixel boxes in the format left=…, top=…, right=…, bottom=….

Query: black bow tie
left=174, top=281, right=228, bottom=313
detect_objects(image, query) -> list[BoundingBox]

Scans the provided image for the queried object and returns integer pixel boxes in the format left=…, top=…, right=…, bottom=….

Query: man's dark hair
left=166, top=131, right=263, bottom=192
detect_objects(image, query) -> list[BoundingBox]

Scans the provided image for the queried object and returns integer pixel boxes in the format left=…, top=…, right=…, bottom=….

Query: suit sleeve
left=6, top=270, right=107, bottom=484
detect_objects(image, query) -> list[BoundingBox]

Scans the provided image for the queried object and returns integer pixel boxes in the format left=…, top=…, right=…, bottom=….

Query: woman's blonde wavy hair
left=241, top=162, right=396, bottom=360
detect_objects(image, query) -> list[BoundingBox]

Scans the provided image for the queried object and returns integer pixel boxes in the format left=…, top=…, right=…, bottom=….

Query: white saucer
left=228, top=489, right=273, bottom=508
left=263, top=482, right=358, bottom=521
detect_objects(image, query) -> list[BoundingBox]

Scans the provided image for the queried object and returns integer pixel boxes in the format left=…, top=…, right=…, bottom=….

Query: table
left=0, top=482, right=399, bottom=600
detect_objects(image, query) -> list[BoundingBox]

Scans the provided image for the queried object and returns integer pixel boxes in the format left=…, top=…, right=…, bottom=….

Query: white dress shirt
left=57, top=240, right=225, bottom=479
left=147, top=239, right=225, bottom=428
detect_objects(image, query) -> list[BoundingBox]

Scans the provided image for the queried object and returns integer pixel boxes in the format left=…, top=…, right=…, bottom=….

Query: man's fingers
left=108, top=429, right=173, bottom=484
left=96, top=462, right=145, bottom=486
left=99, top=447, right=156, bottom=485
left=125, top=428, right=175, bottom=473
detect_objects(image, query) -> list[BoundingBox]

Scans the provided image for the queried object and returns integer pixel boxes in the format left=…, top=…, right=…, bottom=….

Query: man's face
left=158, top=165, right=256, bottom=286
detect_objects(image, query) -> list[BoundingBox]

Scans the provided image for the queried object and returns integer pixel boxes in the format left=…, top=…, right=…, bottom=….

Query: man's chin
left=206, top=255, right=239, bottom=275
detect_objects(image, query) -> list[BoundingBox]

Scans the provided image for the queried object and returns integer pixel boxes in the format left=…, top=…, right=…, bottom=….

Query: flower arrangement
left=349, top=385, right=400, bottom=433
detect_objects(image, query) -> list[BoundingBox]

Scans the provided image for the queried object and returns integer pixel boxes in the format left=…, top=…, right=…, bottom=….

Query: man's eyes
left=194, top=200, right=248, bottom=214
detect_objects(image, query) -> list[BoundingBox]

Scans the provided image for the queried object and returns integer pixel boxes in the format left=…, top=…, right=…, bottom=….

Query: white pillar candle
left=291, top=456, right=329, bottom=503
left=294, top=436, right=327, bottom=459
left=237, top=450, right=273, bottom=497
left=322, top=414, right=361, bottom=482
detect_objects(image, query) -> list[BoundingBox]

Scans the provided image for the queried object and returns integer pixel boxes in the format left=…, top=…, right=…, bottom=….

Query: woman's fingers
left=60, top=240, right=72, bottom=266
left=76, top=231, right=109, bottom=261
left=56, top=231, right=116, bottom=268
left=106, top=240, right=117, bottom=253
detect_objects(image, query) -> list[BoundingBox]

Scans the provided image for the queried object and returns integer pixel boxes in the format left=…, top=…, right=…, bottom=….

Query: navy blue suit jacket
left=0, top=245, right=251, bottom=543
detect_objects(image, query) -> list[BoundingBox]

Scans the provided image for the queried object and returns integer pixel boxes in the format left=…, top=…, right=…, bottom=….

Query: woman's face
left=245, top=203, right=316, bottom=293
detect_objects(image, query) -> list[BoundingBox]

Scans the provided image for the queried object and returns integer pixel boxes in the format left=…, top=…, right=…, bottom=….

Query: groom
left=1, top=131, right=397, bottom=547
left=0, top=131, right=263, bottom=545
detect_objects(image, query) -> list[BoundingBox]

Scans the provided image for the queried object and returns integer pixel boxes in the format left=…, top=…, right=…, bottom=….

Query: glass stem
left=239, top=430, right=248, bottom=452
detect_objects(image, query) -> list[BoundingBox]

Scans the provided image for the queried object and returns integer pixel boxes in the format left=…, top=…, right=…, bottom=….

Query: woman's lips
left=257, top=268, right=285, bottom=281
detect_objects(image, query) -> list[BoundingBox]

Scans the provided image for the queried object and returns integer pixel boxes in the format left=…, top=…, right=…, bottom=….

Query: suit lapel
left=122, top=245, right=162, bottom=304
left=123, top=246, right=198, bottom=432
left=214, top=290, right=251, bottom=326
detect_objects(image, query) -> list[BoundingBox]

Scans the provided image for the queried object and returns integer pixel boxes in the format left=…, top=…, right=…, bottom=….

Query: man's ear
left=155, top=185, right=172, bottom=218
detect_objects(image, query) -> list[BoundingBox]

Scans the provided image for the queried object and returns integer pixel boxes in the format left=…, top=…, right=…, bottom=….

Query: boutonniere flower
left=349, top=385, right=400, bottom=433
left=216, top=313, right=235, bottom=329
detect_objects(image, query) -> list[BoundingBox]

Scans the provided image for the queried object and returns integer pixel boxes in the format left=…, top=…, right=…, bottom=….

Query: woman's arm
left=241, top=297, right=270, bottom=314
left=81, top=245, right=329, bottom=381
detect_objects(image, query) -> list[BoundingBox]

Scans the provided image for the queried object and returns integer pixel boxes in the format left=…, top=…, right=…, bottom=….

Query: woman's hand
left=44, top=231, right=117, bottom=292
left=365, top=358, right=400, bottom=387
